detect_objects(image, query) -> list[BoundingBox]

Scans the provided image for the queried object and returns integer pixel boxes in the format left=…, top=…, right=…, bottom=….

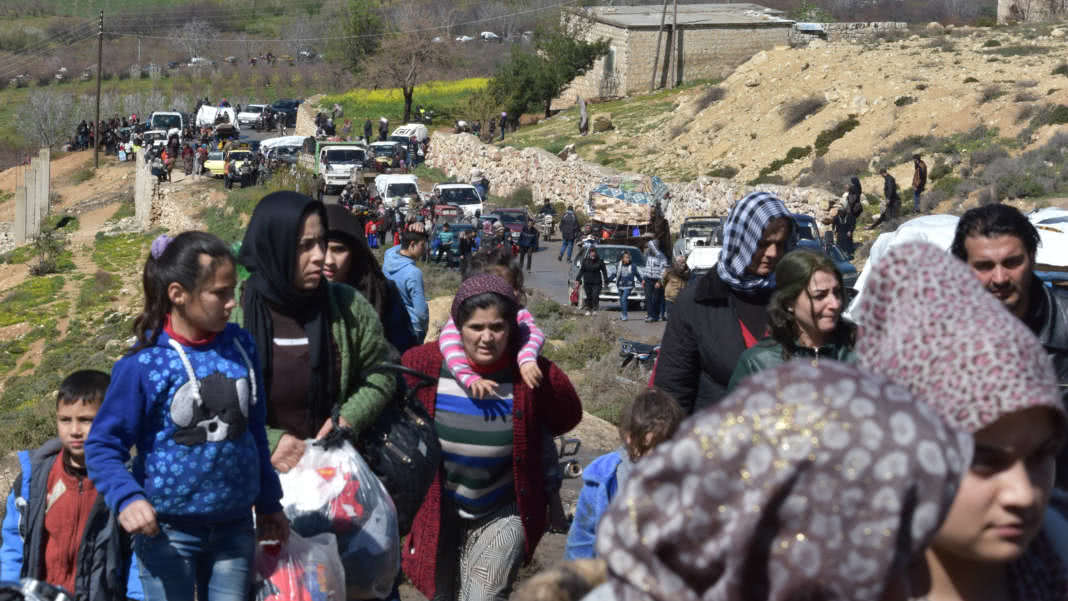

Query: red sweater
left=41, top=450, right=98, bottom=593
left=400, top=343, right=582, bottom=599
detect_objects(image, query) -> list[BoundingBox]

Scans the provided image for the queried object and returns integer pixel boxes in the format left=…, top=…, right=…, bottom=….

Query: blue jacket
left=616, top=262, right=641, bottom=289
left=85, top=324, right=283, bottom=523
left=1, top=439, right=143, bottom=600
left=383, top=246, right=429, bottom=339
left=564, top=449, right=633, bottom=560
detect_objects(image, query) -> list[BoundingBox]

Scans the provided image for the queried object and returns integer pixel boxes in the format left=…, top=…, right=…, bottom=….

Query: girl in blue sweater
left=85, top=232, right=287, bottom=601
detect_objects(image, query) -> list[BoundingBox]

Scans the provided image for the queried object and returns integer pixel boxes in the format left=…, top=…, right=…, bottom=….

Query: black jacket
left=1028, top=281, right=1068, bottom=486
left=560, top=212, right=579, bottom=241
left=654, top=270, right=771, bottom=414
left=577, top=257, right=608, bottom=286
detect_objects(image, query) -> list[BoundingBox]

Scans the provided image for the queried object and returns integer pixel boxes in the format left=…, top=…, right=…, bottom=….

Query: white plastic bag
left=254, top=532, right=345, bottom=601
left=279, top=440, right=400, bottom=600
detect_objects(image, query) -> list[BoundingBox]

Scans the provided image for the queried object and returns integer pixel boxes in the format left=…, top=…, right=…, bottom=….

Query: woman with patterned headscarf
left=654, top=191, right=793, bottom=414
left=586, top=359, right=971, bottom=601
left=854, top=242, right=1068, bottom=601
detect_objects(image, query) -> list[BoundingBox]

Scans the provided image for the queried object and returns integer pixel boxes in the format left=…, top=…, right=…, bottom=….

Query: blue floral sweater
left=85, top=324, right=283, bottom=523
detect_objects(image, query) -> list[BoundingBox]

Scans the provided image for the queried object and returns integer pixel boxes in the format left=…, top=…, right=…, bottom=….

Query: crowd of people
left=1, top=173, right=1067, bottom=601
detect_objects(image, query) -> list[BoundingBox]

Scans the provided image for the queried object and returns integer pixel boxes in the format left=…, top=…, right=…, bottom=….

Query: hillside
left=505, top=22, right=1068, bottom=213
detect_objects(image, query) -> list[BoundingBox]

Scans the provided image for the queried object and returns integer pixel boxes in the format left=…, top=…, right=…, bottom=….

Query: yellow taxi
left=203, top=151, right=226, bottom=177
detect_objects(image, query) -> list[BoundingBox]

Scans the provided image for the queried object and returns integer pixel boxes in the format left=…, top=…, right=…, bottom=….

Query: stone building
left=555, top=3, right=792, bottom=107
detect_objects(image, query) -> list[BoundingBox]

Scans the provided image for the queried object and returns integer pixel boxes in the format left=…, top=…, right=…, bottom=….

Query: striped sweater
left=438, top=308, right=544, bottom=389
left=435, top=361, right=515, bottom=518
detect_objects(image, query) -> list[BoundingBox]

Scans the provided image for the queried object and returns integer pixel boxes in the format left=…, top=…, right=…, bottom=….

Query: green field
left=321, top=78, right=488, bottom=124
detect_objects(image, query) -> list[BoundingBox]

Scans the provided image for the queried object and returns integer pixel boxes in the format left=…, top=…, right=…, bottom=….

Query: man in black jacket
left=558, top=206, right=580, bottom=262
left=654, top=192, right=793, bottom=413
left=870, top=168, right=900, bottom=229
left=951, top=204, right=1068, bottom=483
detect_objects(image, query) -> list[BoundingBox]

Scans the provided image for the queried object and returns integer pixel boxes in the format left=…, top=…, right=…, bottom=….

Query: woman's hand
left=119, top=499, right=159, bottom=536
left=315, top=416, right=351, bottom=440
left=469, top=378, right=499, bottom=399
left=256, top=511, right=290, bottom=544
left=271, top=434, right=307, bottom=473
left=519, top=362, right=543, bottom=390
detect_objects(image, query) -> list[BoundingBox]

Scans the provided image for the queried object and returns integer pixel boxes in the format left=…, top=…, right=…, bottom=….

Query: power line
left=103, top=1, right=573, bottom=43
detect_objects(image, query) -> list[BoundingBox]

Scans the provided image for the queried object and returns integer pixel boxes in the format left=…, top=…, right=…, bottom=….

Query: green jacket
left=727, top=336, right=857, bottom=392
left=231, top=281, right=397, bottom=449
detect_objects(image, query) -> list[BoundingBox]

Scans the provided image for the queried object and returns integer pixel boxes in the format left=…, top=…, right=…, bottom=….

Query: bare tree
left=173, top=20, right=219, bottom=60
left=365, top=3, right=459, bottom=122
left=14, top=90, right=90, bottom=148
left=282, top=15, right=328, bottom=57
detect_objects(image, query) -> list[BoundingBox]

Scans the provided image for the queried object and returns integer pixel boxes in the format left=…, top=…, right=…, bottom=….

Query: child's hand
left=520, top=362, right=543, bottom=389
left=469, top=378, right=499, bottom=399
left=315, top=416, right=351, bottom=440
left=271, top=434, right=307, bottom=473
left=257, top=511, right=290, bottom=544
left=119, top=499, right=159, bottom=536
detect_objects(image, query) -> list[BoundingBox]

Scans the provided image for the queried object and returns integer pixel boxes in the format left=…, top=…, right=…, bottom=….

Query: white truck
left=149, top=111, right=184, bottom=142
left=375, top=174, right=420, bottom=209
left=195, top=105, right=240, bottom=133
left=298, top=140, right=369, bottom=199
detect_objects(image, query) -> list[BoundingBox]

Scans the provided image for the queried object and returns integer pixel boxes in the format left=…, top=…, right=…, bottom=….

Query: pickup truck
left=298, top=140, right=370, bottom=199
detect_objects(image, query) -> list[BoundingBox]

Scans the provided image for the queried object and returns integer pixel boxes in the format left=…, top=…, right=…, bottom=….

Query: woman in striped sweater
left=401, top=274, right=583, bottom=601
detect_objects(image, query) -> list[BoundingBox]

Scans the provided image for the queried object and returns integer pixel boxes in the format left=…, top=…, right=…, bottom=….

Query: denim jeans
left=913, top=190, right=921, bottom=213
left=559, top=238, right=575, bottom=261
left=644, top=279, right=663, bottom=320
left=619, top=287, right=632, bottom=318
left=135, top=517, right=255, bottom=601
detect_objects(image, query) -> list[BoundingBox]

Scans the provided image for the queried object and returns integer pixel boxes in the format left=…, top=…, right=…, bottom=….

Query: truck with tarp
left=298, top=138, right=373, bottom=199
left=585, top=174, right=670, bottom=243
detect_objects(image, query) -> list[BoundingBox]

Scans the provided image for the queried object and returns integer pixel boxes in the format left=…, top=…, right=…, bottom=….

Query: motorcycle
left=618, top=338, right=660, bottom=383
left=537, top=213, right=554, bottom=242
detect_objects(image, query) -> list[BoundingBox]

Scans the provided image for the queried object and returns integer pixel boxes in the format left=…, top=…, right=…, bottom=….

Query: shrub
left=895, top=96, right=916, bottom=107
left=915, top=84, right=928, bottom=91
left=798, top=156, right=868, bottom=193
left=984, top=45, right=1052, bottom=57
left=1055, top=63, right=1068, bottom=77
left=751, top=146, right=811, bottom=184
left=1017, top=79, right=1039, bottom=88
left=669, top=122, right=691, bottom=139
left=1028, top=104, right=1068, bottom=129
left=928, top=160, right=952, bottom=181
left=781, top=95, right=826, bottom=129
left=693, top=86, right=725, bottom=112
left=29, top=228, right=66, bottom=276
left=982, top=39, right=1002, bottom=47
left=1014, top=91, right=1038, bottom=102
left=979, top=85, right=1005, bottom=104
left=814, top=116, right=860, bottom=157
left=963, top=76, right=980, bottom=83
left=707, top=165, right=738, bottom=179
left=36, top=74, right=52, bottom=87
left=1017, top=103, right=1037, bottom=124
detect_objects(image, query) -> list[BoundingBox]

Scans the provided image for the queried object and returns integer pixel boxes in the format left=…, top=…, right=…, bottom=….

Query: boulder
left=1052, top=28, right=1066, bottom=39
left=557, top=143, right=576, bottom=160
left=591, top=113, right=614, bottom=132
left=926, top=22, right=945, bottom=32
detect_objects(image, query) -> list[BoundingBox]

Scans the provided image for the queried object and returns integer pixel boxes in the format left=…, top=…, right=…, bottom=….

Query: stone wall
left=554, top=21, right=630, bottom=109
left=998, top=0, right=1068, bottom=23
left=427, top=131, right=836, bottom=228
left=789, top=22, right=908, bottom=45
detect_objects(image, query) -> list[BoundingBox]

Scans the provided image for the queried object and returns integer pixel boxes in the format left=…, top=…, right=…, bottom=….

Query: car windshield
left=273, top=101, right=297, bottom=109
left=245, top=105, right=265, bottom=113
left=208, top=152, right=223, bottom=160
left=588, top=247, right=645, bottom=266
left=372, top=145, right=397, bottom=157
left=151, top=114, right=181, bottom=130
left=229, top=152, right=251, bottom=160
left=387, top=183, right=418, bottom=197
left=495, top=212, right=526, bottom=225
left=325, top=149, right=364, bottom=163
left=439, top=187, right=480, bottom=205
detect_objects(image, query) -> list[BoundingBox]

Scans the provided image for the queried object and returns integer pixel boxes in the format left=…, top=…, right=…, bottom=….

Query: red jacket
left=399, top=343, right=582, bottom=599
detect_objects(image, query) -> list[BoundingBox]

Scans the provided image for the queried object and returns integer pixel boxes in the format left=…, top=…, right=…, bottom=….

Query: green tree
left=334, top=0, right=383, bottom=74
left=490, top=23, right=608, bottom=118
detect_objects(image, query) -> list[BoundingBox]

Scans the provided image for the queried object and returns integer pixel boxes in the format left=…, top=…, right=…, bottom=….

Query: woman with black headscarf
left=323, top=203, right=417, bottom=353
left=231, top=191, right=396, bottom=472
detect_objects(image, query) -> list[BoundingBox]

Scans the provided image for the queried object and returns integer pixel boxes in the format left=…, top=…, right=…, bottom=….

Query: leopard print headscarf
left=595, top=360, right=971, bottom=601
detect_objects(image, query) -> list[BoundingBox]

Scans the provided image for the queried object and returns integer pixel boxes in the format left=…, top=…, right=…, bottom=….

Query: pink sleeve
left=438, top=317, right=481, bottom=387
left=516, top=308, right=545, bottom=366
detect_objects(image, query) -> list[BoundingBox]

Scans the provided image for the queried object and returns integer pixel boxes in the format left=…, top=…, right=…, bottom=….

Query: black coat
left=1029, top=281, right=1068, bottom=486
left=653, top=270, right=771, bottom=414
left=560, top=211, right=579, bottom=241
left=577, top=257, right=607, bottom=286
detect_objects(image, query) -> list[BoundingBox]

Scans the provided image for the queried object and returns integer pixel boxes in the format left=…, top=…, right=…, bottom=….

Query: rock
left=744, top=77, right=760, bottom=87
left=104, top=339, right=124, bottom=353
left=591, top=113, right=614, bottom=132
left=926, top=22, right=944, bottom=32
left=1052, top=28, right=1066, bottom=39
left=808, top=39, right=828, bottom=49
left=557, top=144, right=576, bottom=160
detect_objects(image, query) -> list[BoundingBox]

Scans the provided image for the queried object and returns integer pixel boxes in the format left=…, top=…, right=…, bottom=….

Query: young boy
left=564, top=387, right=685, bottom=560
left=1, top=370, right=142, bottom=599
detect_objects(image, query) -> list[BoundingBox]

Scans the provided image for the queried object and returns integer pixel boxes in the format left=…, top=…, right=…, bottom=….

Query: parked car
left=675, top=216, right=723, bottom=257
left=203, top=151, right=226, bottom=177
left=479, top=31, right=502, bottom=42
left=488, top=209, right=528, bottom=243
left=455, top=35, right=474, bottom=43
left=567, top=244, right=647, bottom=307
left=270, top=98, right=302, bottom=127
left=789, top=213, right=823, bottom=245
left=237, top=104, right=269, bottom=128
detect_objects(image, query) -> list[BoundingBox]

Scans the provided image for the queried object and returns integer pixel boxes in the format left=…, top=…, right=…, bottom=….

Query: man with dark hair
left=912, top=154, right=927, bottom=213
left=558, top=205, right=580, bottom=262
left=1, top=370, right=142, bottom=599
left=384, top=230, right=430, bottom=343
left=951, top=203, right=1068, bottom=480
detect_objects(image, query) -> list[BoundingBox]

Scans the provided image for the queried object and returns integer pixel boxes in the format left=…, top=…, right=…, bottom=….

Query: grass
left=781, top=95, right=826, bottom=129
left=77, top=270, right=121, bottom=311
left=1055, top=63, right=1068, bottom=77
left=814, top=116, right=860, bottom=157
left=895, top=96, right=916, bottom=107
left=707, top=165, right=738, bottom=179
left=109, top=200, right=136, bottom=222
left=0, top=276, right=65, bottom=327
left=751, top=146, right=812, bottom=184
left=982, top=45, right=1053, bottom=57
left=321, top=78, right=489, bottom=125
left=91, top=232, right=151, bottom=273
left=411, top=165, right=452, bottom=184
left=70, top=164, right=95, bottom=184
left=963, top=76, right=980, bottom=84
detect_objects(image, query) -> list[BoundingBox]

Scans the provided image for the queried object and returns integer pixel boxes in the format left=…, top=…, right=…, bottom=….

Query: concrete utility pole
left=669, top=0, right=679, bottom=88
left=94, top=10, right=103, bottom=168
left=650, top=0, right=669, bottom=92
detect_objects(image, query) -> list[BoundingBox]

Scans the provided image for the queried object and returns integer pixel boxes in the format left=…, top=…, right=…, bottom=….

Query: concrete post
left=27, top=157, right=40, bottom=238
left=135, top=149, right=151, bottom=230
left=13, top=185, right=27, bottom=245
left=36, top=147, right=50, bottom=228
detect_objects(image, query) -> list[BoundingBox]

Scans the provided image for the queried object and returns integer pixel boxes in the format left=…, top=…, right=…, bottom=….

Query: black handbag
left=347, top=363, right=441, bottom=537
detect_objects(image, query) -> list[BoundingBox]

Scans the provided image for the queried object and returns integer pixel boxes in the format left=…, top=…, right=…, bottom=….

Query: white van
left=375, top=174, right=421, bottom=208
left=433, top=183, right=484, bottom=219
left=389, top=123, right=429, bottom=143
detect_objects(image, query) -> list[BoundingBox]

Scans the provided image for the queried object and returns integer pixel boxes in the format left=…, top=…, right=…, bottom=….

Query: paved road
left=524, top=241, right=666, bottom=343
